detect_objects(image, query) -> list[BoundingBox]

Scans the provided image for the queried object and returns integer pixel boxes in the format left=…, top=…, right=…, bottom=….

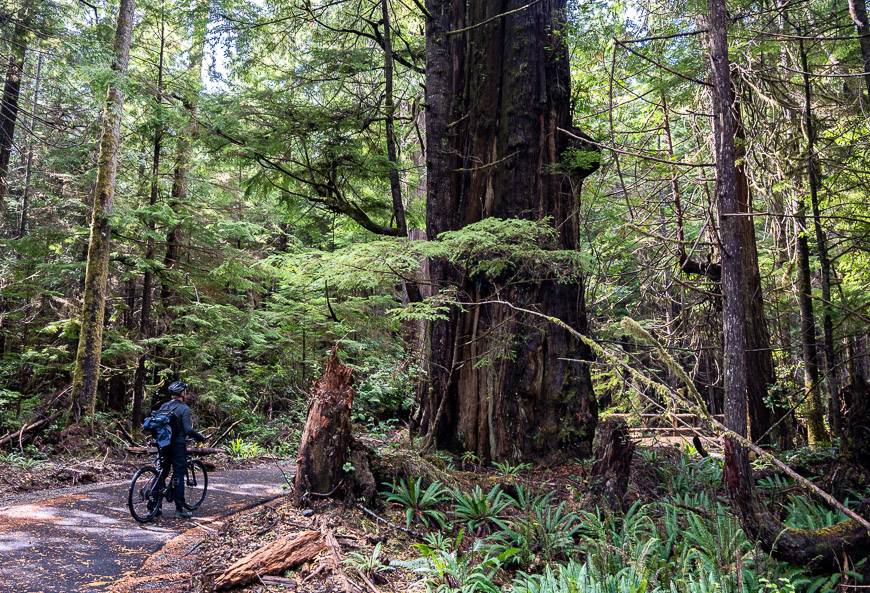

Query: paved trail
left=0, top=463, right=291, bottom=593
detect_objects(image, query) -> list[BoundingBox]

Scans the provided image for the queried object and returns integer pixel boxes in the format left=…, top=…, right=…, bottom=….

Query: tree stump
left=842, top=376, right=870, bottom=471
left=589, top=417, right=636, bottom=511
left=294, top=349, right=355, bottom=505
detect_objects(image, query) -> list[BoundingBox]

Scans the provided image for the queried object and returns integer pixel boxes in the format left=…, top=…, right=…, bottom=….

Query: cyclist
left=155, top=380, right=206, bottom=519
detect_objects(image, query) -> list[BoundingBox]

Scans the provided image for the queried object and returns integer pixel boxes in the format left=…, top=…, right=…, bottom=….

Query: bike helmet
left=166, top=380, right=189, bottom=395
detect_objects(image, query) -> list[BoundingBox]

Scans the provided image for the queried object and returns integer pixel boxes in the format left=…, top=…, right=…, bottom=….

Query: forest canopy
left=0, top=0, right=869, bottom=590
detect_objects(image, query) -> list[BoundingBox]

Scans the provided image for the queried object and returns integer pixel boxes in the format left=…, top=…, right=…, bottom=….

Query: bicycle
left=127, top=440, right=209, bottom=523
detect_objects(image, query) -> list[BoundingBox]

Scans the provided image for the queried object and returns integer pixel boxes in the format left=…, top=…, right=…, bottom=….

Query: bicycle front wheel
left=128, top=466, right=161, bottom=523
left=182, top=459, right=208, bottom=510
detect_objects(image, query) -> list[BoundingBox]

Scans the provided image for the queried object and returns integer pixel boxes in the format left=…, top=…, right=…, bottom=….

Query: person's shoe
left=175, top=509, right=193, bottom=519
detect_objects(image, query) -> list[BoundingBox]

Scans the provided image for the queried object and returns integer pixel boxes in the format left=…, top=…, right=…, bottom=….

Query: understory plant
left=384, top=477, right=449, bottom=529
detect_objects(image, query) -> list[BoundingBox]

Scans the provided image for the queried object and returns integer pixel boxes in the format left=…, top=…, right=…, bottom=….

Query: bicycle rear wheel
left=128, top=466, right=161, bottom=523
left=182, top=459, right=208, bottom=510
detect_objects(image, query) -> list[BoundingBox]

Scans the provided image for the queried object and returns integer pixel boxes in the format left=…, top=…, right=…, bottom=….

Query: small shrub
left=383, top=477, right=449, bottom=529
left=453, top=485, right=510, bottom=534
left=226, top=437, right=263, bottom=459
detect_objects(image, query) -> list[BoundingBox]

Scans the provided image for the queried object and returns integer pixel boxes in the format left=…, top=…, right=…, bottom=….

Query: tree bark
left=0, top=0, right=30, bottom=206
left=294, top=350, right=354, bottom=505
left=420, top=0, right=599, bottom=462
left=732, top=92, right=777, bottom=445
left=794, top=196, right=829, bottom=444
left=848, top=0, right=870, bottom=98
left=70, top=0, right=136, bottom=421
left=589, top=417, right=635, bottom=511
left=709, top=0, right=869, bottom=569
left=17, top=48, right=41, bottom=238
left=213, top=530, right=324, bottom=591
left=798, top=39, right=841, bottom=438
left=669, top=87, right=778, bottom=445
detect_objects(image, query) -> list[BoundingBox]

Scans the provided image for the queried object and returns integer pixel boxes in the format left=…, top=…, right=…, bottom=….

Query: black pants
left=158, top=440, right=187, bottom=510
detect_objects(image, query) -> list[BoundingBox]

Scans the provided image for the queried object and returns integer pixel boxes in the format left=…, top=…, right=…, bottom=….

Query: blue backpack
left=142, top=411, right=174, bottom=448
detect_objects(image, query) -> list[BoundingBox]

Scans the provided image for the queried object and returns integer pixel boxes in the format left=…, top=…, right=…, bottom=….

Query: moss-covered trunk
left=421, top=0, right=598, bottom=462
left=70, top=0, right=136, bottom=420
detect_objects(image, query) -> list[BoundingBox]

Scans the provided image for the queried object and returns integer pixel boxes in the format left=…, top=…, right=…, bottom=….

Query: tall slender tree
left=16, top=48, right=41, bottom=238
left=0, top=0, right=32, bottom=206
left=162, top=0, right=208, bottom=319
left=70, top=0, right=136, bottom=420
left=711, top=0, right=867, bottom=566
left=133, top=6, right=166, bottom=427
left=798, top=37, right=841, bottom=437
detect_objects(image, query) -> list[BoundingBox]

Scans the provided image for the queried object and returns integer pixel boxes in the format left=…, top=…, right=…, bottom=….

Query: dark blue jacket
left=158, top=399, right=205, bottom=444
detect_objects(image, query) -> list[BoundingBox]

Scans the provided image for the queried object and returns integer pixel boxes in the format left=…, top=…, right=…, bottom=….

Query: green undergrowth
left=377, top=448, right=865, bottom=593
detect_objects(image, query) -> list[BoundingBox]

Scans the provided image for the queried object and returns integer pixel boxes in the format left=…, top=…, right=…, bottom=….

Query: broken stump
left=590, top=417, right=636, bottom=511
left=294, top=349, right=355, bottom=505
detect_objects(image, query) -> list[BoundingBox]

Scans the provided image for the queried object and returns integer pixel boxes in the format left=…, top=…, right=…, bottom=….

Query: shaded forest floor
left=183, top=430, right=870, bottom=593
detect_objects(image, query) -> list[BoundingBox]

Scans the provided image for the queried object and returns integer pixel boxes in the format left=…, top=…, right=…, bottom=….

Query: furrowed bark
left=70, top=0, right=136, bottom=421
left=420, top=0, right=599, bottom=462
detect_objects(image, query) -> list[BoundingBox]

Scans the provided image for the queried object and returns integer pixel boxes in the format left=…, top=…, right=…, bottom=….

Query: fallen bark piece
left=213, top=530, right=324, bottom=590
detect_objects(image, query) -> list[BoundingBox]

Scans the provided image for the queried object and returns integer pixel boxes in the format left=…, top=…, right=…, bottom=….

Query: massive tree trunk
left=709, top=0, right=868, bottom=568
left=0, top=0, right=30, bottom=206
left=70, top=0, right=136, bottom=421
left=420, top=0, right=599, bottom=462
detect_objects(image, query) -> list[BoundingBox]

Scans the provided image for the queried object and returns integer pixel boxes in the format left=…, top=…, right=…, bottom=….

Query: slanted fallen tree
left=0, top=386, right=70, bottom=450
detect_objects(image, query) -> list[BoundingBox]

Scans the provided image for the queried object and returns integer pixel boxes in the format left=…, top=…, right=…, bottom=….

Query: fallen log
left=0, top=413, right=61, bottom=449
left=213, top=529, right=324, bottom=591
